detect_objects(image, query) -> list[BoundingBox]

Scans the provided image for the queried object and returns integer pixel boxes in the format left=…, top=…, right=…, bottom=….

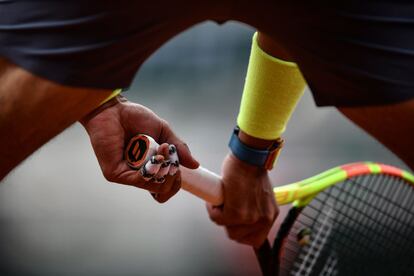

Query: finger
left=140, top=179, right=168, bottom=193
left=140, top=155, right=164, bottom=180
left=206, top=203, right=226, bottom=225
left=153, top=172, right=182, bottom=203
left=175, top=142, right=199, bottom=169
left=159, top=121, right=199, bottom=169
left=157, top=143, right=170, bottom=157
left=111, top=168, right=165, bottom=192
left=238, top=229, right=270, bottom=248
left=207, top=203, right=258, bottom=226
left=226, top=224, right=270, bottom=247
left=154, top=143, right=171, bottom=182
left=155, top=160, right=171, bottom=180
left=155, top=172, right=174, bottom=193
left=168, top=145, right=179, bottom=176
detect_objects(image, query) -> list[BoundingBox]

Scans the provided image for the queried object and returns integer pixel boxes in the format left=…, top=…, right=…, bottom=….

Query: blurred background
left=0, top=21, right=408, bottom=276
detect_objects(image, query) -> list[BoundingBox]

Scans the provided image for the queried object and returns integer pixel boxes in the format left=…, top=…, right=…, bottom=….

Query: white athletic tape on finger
left=130, top=135, right=224, bottom=205
left=169, top=145, right=179, bottom=176
left=156, top=160, right=171, bottom=179
left=141, top=156, right=162, bottom=180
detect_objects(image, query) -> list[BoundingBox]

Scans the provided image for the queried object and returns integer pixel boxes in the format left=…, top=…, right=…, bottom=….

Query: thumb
left=174, top=141, right=199, bottom=169
left=159, top=120, right=199, bottom=169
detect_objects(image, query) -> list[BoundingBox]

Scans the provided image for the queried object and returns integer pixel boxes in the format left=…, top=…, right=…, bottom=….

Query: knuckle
left=160, top=119, right=171, bottom=132
left=263, top=213, right=276, bottom=224
left=240, top=213, right=258, bottom=224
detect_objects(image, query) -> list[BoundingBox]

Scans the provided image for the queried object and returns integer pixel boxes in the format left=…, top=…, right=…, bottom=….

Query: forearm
left=237, top=32, right=306, bottom=142
left=0, top=58, right=113, bottom=179
left=237, top=33, right=294, bottom=150
left=231, top=31, right=305, bottom=173
left=339, top=100, right=414, bottom=171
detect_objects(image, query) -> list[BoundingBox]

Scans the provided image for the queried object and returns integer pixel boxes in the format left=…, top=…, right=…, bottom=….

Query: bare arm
left=339, top=99, right=414, bottom=171
left=0, top=57, right=113, bottom=179
left=207, top=32, right=300, bottom=247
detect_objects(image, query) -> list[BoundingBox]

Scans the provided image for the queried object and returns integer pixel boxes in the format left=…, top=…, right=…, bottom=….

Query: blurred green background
left=0, top=22, right=407, bottom=276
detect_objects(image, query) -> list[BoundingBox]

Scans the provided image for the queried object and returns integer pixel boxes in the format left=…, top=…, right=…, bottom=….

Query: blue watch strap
left=228, top=127, right=283, bottom=169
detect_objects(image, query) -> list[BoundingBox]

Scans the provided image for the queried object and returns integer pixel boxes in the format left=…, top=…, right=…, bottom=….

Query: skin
left=80, top=97, right=199, bottom=202
left=339, top=100, right=414, bottom=171
left=0, top=57, right=199, bottom=202
left=0, top=57, right=114, bottom=178
left=207, top=33, right=414, bottom=249
left=206, top=33, right=294, bottom=248
left=0, top=9, right=413, bottom=250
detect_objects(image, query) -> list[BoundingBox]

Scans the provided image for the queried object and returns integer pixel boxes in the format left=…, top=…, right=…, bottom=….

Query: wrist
left=227, top=152, right=267, bottom=175
left=80, top=94, right=127, bottom=126
left=238, top=129, right=278, bottom=150
left=228, top=127, right=283, bottom=170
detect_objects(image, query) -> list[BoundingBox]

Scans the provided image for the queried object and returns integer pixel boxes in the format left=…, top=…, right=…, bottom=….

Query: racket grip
left=125, top=134, right=224, bottom=205
left=180, top=166, right=223, bottom=206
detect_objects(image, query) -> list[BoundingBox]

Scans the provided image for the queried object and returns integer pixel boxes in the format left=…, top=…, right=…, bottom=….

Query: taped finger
left=169, top=145, right=180, bottom=176
left=153, top=176, right=166, bottom=184
left=140, top=155, right=163, bottom=181
left=156, top=160, right=171, bottom=178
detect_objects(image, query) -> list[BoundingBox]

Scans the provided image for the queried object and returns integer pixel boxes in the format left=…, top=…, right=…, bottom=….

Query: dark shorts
left=1, top=1, right=413, bottom=107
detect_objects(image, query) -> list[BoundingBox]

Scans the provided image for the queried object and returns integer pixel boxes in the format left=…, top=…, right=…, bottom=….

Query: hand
left=207, top=153, right=278, bottom=248
left=80, top=96, right=199, bottom=203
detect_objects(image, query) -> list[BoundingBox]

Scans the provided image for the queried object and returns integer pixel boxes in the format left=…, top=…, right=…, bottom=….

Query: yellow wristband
left=237, top=33, right=306, bottom=140
left=99, top=88, right=122, bottom=106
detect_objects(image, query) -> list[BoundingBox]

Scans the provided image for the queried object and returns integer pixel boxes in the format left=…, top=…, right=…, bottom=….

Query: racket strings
left=328, top=175, right=413, bottom=253
left=277, top=174, right=414, bottom=276
left=328, top=176, right=414, bottom=250
left=328, top=175, right=414, bottom=274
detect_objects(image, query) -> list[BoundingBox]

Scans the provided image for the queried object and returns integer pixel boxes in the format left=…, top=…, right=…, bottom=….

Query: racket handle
left=180, top=166, right=223, bottom=206
left=125, top=134, right=224, bottom=205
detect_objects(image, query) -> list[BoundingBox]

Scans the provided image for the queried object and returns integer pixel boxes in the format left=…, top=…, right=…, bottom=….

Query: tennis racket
left=125, top=134, right=414, bottom=276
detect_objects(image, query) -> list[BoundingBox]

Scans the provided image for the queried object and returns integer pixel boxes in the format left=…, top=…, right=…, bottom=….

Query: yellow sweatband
left=99, top=88, right=122, bottom=106
left=237, top=33, right=306, bottom=140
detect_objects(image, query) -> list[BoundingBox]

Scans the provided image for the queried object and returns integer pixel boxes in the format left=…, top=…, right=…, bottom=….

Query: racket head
left=273, top=162, right=414, bottom=276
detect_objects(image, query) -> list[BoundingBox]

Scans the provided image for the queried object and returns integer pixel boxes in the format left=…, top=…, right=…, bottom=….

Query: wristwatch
left=228, top=127, right=284, bottom=170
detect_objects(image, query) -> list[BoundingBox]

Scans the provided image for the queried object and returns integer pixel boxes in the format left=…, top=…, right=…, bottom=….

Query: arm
left=80, top=95, right=199, bottom=203
left=0, top=58, right=198, bottom=204
left=339, top=100, right=414, bottom=171
left=207, top=32, right=306, bottom=247
left=0, top=58, right=114, bottom=179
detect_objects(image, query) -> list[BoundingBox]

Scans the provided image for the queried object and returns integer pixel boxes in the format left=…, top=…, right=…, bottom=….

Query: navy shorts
left=0, top=0, right=413, bottom=107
